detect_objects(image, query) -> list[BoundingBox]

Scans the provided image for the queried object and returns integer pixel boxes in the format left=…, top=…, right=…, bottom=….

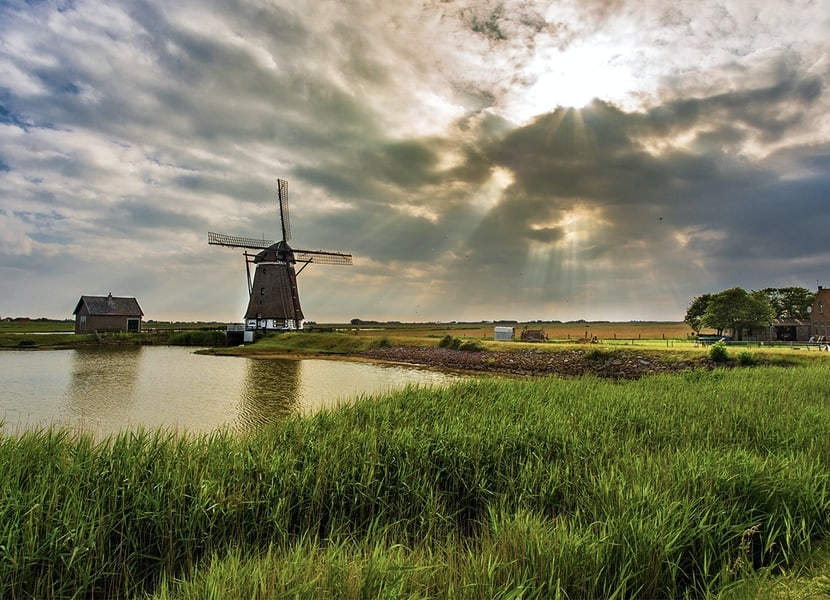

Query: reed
left=1, top=365, right=829, bottom=598
left=167, top=330, right=227, bottom=346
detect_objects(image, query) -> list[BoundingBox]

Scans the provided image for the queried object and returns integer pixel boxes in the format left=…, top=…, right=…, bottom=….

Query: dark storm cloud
left=421, top=67, right=829, bottom=311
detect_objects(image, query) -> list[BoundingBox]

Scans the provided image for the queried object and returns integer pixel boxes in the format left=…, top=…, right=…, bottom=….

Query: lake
left=0, top=346, right=463, bottom=437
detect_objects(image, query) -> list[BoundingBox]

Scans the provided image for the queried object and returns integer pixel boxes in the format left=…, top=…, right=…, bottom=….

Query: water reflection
left=65, top=346, right=142, bottom=423
left=236, top=358, right=302, bottom=429
left=0, top=347, right=465, bottom=437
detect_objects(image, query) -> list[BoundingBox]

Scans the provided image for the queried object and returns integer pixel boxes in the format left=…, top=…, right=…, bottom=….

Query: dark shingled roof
left=73, top=294, right=143, bottom=316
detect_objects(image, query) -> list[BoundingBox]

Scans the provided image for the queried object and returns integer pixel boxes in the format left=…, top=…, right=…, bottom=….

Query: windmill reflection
left=236, top=358, right=302, bottom=429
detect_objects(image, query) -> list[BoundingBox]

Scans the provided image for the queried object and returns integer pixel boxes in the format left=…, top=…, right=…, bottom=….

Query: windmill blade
left=208, top=231, right=275, bottom=250
left=293, top=248, right=353, bottom=265
left=278, top=178, right=291, bottom=242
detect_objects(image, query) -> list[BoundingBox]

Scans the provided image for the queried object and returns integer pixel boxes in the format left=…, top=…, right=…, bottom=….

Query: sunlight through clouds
left=0, top=0, right=828, bottom=321
left=512, top=39, right=643, bottom=117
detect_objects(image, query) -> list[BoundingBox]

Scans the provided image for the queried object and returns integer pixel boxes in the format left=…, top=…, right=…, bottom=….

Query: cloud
left=0, top=0, right=828, bottom=322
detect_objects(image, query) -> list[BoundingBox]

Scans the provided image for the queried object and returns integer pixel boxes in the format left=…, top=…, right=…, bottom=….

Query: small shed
left=767, top=318, right=811, bottom=342
left=494, top=326, right=514, bottom=341
left=520, top=328, right=548, bottom=342
left=73, top=293, right=144, bottom=334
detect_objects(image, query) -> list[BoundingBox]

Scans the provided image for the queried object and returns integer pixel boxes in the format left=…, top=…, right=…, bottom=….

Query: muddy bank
left=361, top=346, right=714, bottom=378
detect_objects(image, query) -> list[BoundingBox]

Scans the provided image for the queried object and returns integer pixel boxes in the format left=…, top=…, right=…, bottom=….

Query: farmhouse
left=73, top=293, right=143, bottom=334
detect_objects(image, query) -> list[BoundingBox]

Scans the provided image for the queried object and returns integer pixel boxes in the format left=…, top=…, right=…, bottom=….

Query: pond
left=0, top=346, right=463, bottom=437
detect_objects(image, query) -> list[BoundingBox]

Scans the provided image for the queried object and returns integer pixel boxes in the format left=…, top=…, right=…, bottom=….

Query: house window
left=79, top=315, right=86, bottom=331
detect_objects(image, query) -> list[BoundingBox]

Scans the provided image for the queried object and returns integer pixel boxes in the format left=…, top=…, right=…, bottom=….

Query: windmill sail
left=208, top=231, right=275, bottom=250
left=278, top=178, right=291, bottom=242
left=293, top=248, right=353, bottom=265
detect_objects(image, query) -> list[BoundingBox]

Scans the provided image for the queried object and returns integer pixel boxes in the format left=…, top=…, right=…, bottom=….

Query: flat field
left=331, top=320, right=694, bottom=341
left=0, top=319, right=73, bottom=333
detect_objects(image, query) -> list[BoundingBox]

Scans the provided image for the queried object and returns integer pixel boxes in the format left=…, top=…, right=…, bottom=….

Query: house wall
left=75, top=312, right=141, bottom=333
left=764, top=324, right=811, bottom=342
left=810, top=287, right=830, bottom=338
left=75, top=306, right=89, bottom=334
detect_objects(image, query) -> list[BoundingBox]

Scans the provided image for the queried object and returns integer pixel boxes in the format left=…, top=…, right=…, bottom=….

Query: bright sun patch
left=505, top=37, right=642, bottom=121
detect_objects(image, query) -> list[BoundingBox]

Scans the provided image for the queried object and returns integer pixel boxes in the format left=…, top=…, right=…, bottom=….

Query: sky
left=1, top=0, right=829, bottom=323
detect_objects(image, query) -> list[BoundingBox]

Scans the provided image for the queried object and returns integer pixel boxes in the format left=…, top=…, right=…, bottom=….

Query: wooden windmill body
left=208, top=179, right=352, bottom=331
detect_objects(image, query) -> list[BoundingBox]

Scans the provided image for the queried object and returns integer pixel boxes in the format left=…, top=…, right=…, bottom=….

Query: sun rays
left=522, top=203, right=608, bottom=311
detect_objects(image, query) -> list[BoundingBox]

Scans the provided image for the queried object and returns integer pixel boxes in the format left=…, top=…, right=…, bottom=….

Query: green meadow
left=2, top=360, right=829, bottom=599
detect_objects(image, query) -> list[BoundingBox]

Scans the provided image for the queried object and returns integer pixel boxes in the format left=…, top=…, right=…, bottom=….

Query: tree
left=760, top=287, right=815, bottom=319
left=684, top=293, right=712, bottom=334
left=700, top=287, right=775, bottom=340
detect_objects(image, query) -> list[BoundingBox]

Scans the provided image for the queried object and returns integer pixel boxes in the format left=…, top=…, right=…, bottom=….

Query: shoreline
left=201, top=345, right=717, bottom=378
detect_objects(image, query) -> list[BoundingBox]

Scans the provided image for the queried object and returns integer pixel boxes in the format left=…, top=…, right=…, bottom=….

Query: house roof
left=771, top=318, right=811, bottom=326
left=73, top=294, right=143, bottom=317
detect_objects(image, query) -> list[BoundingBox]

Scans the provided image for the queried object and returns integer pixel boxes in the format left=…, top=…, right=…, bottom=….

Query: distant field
left=0, top=320, right=73, bottom=333
left=0, top=320, right=227, bottom=334
left=0, top=319, right=694, bottom=340
left=333, top=321, right=694, bottom=341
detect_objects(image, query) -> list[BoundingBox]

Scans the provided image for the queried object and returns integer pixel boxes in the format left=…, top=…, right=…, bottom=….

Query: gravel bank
left=361, top=346, right=713, bottom=378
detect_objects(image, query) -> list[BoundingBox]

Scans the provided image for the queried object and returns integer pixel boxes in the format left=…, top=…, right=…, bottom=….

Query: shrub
left=458, top=339, right=485, bottom=352
left=708, top=340, right=729, bottom=363
left=168, top=331, right=227, bottom=347
left=437, top=335, right=482, bottom=351
left=373, top=336, right=392, bottom=349
left=737, top=350, right=755, bottom=365
left=584, top=347, right=611, bottom=360
left=438, top=335, right=461, bottom=350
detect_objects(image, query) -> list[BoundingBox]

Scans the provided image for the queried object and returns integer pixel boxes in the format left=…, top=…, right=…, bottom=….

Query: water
left=0, top=346, right=462, bottom=437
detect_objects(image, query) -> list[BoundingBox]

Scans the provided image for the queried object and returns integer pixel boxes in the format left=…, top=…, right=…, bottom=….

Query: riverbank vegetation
left=166, top=330, right=228, bottom=347
left=2, top=364, right=829, bottom=598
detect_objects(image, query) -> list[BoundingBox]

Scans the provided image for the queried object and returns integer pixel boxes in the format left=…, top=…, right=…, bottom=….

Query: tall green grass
left=1, top=365, right=829, bottom=598
left=167, top=330, right=227, bottom=347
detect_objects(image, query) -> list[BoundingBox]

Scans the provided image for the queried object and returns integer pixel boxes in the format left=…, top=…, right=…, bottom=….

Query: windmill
left=208, top=178, right=353, bottom=331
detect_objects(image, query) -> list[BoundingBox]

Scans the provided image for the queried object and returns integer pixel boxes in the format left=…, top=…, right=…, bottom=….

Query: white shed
left=494, top=326, right=514, bottom=341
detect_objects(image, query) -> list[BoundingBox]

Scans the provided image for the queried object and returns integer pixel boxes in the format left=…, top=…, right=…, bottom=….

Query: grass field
left=0, top=321, right=227, bottom=348
left=0, top=318, right=693, bottom=339
left=0, top=319, right=74, bottom=333
left=328, top=320, right=696, bottom=341
left=1, top=361, right=829, bottom=599
left=1, top=320, right=699, bottom=352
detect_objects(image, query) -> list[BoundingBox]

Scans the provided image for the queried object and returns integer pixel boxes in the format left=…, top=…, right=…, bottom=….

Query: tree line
left=684, top=287, right=815, bottom=339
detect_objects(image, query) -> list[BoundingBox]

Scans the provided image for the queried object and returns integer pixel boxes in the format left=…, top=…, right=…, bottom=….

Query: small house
left=73, top=293, right=143, bottom=334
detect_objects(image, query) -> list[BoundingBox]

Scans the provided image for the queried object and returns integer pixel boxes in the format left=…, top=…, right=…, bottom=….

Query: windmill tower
left=208, top=179, right=353, bottom=331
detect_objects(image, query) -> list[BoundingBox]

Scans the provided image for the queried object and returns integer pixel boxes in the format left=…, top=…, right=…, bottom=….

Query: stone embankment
left=362, top=346, right=711, bottom=378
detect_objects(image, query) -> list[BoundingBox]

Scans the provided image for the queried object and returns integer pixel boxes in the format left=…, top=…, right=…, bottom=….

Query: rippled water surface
left=0, top=346, right=462, bottom=437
